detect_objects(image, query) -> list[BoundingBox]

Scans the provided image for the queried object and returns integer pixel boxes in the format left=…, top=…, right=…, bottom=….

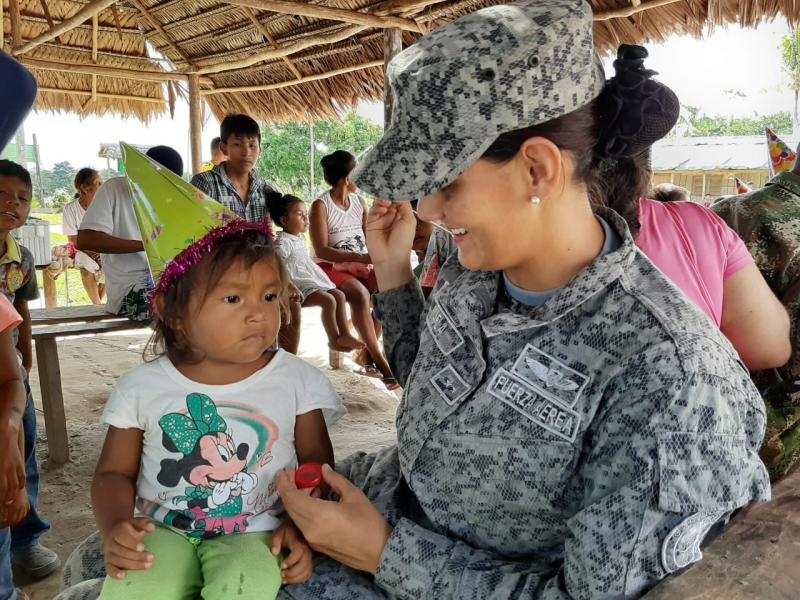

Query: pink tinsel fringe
left=150, top=219, right=272, bottom=298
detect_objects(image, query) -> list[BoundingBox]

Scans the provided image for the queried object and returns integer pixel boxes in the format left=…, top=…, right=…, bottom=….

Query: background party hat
left=121, top=142, right=239, bottom=287
left=766, top=128, right=797, bottom=176
left=735, top=177, right=752, bottom=194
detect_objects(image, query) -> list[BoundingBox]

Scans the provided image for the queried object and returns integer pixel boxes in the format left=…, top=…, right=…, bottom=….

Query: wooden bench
left=31, top=306, right=150, bottom=464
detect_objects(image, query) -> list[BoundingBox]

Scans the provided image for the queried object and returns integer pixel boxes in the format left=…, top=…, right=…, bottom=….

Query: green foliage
left=31, top=212, right=63, bottom=226
left=681, top=105, right=793, bottom=137
left=35, top=270, right=92, bottom=307
left=256, top=113, right=383, bottom=199
left=782, top=29, right=800, bottom=93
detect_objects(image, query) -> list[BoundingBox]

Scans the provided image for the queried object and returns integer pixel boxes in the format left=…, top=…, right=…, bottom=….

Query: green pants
left=98, top=523, right=282, bottom=600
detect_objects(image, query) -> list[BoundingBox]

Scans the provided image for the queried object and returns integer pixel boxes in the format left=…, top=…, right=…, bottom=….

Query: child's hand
left=0, top=487, right=29, bottom=527
left=271, top=521, right=313, bottom=585
left=102, top=517, right=155, bottom=580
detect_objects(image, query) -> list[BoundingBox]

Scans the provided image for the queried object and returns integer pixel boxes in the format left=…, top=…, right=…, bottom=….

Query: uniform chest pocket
left=657, top=432, right=769, bottom=513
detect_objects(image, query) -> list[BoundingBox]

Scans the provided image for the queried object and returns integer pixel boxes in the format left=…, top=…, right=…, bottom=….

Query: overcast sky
left=15, top=16, right=793, bottom=170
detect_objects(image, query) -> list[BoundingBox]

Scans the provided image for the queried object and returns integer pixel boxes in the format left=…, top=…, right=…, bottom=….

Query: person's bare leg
left=279, top=301, right=302, bottom=354
left=330, top=288, right=364, bottom=350
left=80, top=268, right=103, bottom=305
left=339, top=279, right=392, bottom=378
left=303, top=291, right=359, bottom=352
left=98, top=281, right=106, bottom=302
left=43, top=269, right=58, bottom=309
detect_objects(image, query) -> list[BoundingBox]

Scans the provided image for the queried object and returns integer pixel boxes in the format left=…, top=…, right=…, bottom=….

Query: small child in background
left=92, top=164, right=347, bottom=599
left=266, top=192, right=365, bottom=353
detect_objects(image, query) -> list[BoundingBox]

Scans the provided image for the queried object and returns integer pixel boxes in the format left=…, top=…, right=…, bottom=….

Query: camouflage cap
left=353, top=0, right=605, bottom=201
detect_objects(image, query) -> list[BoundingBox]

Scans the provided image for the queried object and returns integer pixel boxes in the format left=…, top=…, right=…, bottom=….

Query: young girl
left=92, top=222, right=345, bottom=600
left=267, top=192, right=365, bottom=353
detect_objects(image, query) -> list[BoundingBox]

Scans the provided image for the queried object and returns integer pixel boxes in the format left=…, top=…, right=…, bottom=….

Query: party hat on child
left=121, top=143, right=268, bottom=295
left=735, top=177, right=752, bottom=194
left=766, top=128, right=796, bottom=176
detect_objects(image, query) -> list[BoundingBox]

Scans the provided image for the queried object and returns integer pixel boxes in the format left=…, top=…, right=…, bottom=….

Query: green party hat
left=121, top=142, right=249, bottom=293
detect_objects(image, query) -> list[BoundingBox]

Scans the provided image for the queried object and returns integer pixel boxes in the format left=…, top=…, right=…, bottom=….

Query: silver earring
left=530, top=196, right=541, bottom=205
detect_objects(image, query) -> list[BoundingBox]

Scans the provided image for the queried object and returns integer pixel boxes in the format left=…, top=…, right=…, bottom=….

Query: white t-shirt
left=311, top=191, right=367, bottom=264
left=79, top=177, right=150, bottom=314
left=102, top=350, right=345, bottom=537
left=276, top=231, right=335, bottom=298
left=62, top=199, right=99, bottom=272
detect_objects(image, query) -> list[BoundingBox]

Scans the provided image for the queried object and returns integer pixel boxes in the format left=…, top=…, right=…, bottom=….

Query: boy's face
left=0, top=175, right=31, bottom=233
left=221, top=134, right=260, bottom=172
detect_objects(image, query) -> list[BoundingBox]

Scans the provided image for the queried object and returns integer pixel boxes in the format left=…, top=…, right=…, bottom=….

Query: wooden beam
left=92, top=15, right=99, bottom=61
left=383, top=28, right=402, bottom=126
left=202, top=59, right=384, bottom=94
left=241, top=7, right=302, bottom=79
left=21, top=57, right=213, bottom=85
left=38, top=86, right=165, bottom=105
left=128, top=0, right=193, bottom=65
left=197, top=24, right=367, bottom=74
left=110, top=4, right=124, bottom=41
left=9, top=0, right=22, bottom=50
left=593, top=0, right=684, bottom=21
left=13, top=0, right=120, bottom=56
left=37, top=0, right=63, bottom=44
left=1, top=0, right=4, bottom=50
left=222, top=0, right=422, bottom=33
left=188, top=74, right=202, bottom=174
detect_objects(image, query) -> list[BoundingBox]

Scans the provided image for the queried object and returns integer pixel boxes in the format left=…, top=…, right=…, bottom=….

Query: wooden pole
left=9, top=0, right=22, bottom=50
left=128, top=0, right=194, bottom=66
left=189, top=74, right=203, bottom=174
left=0, top=0, right=4, bottom=51
left=197, top=24, right=367, bottom=74
left=38, top=0, right=63, bottom=44
left=593, top=0, right=684, bottom=21
left=37, top=87, right=165, bottom=104
left=20, top=57, right=212, bottom=84
left=383, top=28, right=402, bottom=127
left=202, top=59, right=384, bottom=94
left=15, top=125, right=27, bottom=170
left=222, top=0, right=422, bottom=33
left=241, top=7, right=302, bottom=79
left=14, top=0, right=120, bottom=56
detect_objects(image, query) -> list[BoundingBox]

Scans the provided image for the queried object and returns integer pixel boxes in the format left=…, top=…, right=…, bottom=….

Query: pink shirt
left=0, top=294, right=21, bottom=332
left=635, top=198, right=754, bottom=326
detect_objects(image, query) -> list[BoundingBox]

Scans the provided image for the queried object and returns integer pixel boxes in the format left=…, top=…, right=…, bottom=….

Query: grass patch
left=36, top=270, right=92, bottom=307
left=31, top=212, right=63, bottom=226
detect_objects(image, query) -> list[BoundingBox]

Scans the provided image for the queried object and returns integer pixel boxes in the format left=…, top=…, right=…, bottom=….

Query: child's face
left=222, top=134, right=260, bottom=173
left=0, top=176, right=32, bottom=233
left=183, top=257, right=283, bottom=365
left=282, top=202, right=308, bottom=234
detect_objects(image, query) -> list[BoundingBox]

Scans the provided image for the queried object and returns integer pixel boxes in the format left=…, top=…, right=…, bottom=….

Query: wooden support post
left=35, top=337, right=70, bottom=464
left=329, top=349, right=343, bottom=370
left=383, top=28, right=402, bottom=128
left=189, top=74, right=203, bottom=175
left=9, top=0, right=22, bottom=50
left=38, top=0, right=63, bottom=44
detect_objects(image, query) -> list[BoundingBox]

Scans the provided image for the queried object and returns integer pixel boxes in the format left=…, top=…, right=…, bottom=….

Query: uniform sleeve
left=376, top=365, right=769, bottom=599
left=0, top=294, right=21, bottom=332
left=102, top=381, right=144, bottom=430
left=79, top=182, right=115, bottom=234
left=373, top=281, right=426, bottom=387
left=296, top=362, right=346, bottom=427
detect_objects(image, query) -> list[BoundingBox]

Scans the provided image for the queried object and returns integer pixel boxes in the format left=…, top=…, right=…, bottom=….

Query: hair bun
left=595, top=44, right=680, bottom=163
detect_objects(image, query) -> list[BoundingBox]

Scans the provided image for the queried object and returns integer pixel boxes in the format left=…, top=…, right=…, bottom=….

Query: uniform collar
left=767, top=171, right=800, bottom=197
left=0, top=233, right=22, bottom=266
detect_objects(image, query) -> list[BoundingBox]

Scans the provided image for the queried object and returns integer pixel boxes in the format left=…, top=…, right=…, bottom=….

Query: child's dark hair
left=0, top=159, right=32, bottom=193
left=74, top=167, right=99, bottom=199
left=147, top=230, right=289, bottom=365
left=220, top=114, right=261, bottom=144
left=320, top=150, right=356, bottom=187
left=210, top=137, right=221, bottom=152
left=266, top=191, right=303, bottom=228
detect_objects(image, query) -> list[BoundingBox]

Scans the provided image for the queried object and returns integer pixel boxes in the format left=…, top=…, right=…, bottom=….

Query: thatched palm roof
left=2, top=0, right=798, bottom=124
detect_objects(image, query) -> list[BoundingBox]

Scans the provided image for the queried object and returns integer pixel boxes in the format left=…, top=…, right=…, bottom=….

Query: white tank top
left=312, top=191, right=367, bottom=263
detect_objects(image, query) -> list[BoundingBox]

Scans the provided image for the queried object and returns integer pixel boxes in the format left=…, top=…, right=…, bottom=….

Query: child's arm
left=1, top=427, right=30, bottom=527
left=295, top=409, right=334, bottom=470
left=12, top=299, right=32, bottom=374
left=0, top=325, right=26, bottom=503
left=92, top=426, right=155, bottom=579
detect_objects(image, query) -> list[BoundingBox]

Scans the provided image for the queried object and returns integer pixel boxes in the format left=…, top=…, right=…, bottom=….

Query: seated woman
left=310, top=150, right=396, bottom=389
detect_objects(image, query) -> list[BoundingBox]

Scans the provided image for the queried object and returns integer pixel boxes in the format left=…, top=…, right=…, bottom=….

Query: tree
left=678, top=105, right=792, bottom=137
left=257, top=113, right=383, bottom=199
left=781, top=27, right=800, bottom=131
left=39, top=161, right=77, bottom=202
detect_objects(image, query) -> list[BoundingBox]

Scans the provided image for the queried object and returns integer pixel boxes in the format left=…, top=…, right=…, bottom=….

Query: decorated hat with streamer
left=766, top=128, right=796, bottom=176
left=735, top=177, right=752, bottom=194
left=121, top=143, right=270, bottom=296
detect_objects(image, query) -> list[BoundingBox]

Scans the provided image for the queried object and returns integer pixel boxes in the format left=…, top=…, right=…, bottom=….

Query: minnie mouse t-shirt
left=102, top=349, right=345, bottom=538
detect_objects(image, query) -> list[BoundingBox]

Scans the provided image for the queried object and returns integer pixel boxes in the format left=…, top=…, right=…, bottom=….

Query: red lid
left=295, top=462, right=323, bottom=489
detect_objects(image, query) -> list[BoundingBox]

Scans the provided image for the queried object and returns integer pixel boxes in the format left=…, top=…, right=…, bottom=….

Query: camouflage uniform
left=713, top=171, right=800, bottom=480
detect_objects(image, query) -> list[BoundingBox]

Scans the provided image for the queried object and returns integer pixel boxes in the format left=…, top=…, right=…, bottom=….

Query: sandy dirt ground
left=17, top=307, right=399, bottom=599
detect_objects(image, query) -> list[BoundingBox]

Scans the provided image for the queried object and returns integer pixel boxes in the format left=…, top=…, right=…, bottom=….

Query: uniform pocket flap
left=657, top=432, right=768, bottom=513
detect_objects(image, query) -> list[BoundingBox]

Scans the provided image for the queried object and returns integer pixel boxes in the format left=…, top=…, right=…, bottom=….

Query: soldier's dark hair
left=320, top=150, right=356, bottom=187
left=482, top=45, right=678, bottom=238
left=266, top=191, right=303, bottom=228
left=220, top=114, right=261, bottom=144
left=0, top=159, right=32, bottom=193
